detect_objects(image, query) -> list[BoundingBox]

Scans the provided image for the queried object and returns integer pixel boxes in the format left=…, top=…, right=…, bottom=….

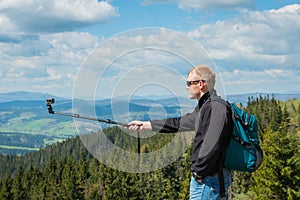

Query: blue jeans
left=189, top=169, right=232, bottom=200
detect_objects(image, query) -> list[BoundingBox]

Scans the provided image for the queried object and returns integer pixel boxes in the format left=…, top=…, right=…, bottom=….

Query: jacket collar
left=197, top=89, right=217, bottom=109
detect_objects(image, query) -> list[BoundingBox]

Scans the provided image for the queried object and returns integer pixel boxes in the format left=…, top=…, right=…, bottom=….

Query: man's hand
left=128, top=121, right=152, bottom=131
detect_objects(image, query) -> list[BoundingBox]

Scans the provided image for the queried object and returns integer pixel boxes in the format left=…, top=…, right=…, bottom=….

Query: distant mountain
left=0, top=91, right=299, bottom=155
left=1, top=91, right=299, bottom=104
left=0, top=92, right=186, bottom=155
left=227, top=92, right=300, bottom=106
left=0, top=91, right=65, bottom=103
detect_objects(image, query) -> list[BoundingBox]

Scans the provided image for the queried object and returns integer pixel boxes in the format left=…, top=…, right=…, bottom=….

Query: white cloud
left=0, top=35, right=52, bottom=56
left=1, top=3, right=299, bottom=97
left=181, top=4, right=300, bottom=94
left=177, top=0, right=254, bottom=10
left=221, top=68, right=298, bottom=94
left=142, top=0, right=254, bottom=10
left=0, top=0, right=118, bottom=34
left=0, top=32, right=99, bottom=97
left=188, top=4, right=300, bottom=71
left=72, top=28, right=223, bottom=99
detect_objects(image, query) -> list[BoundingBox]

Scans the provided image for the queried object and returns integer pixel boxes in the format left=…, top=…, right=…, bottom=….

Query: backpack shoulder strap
left=206, top=97, right=233, bottom=119
left=208, top=96, right=231, bottom=108
left=207, top=96, right=231, bottom=198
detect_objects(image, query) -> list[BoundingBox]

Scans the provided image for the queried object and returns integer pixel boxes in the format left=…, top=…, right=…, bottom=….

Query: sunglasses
left=186, top=80, right=205, bottom=87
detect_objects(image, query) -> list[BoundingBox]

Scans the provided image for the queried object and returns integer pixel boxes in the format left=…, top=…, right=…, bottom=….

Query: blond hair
left=188, top=65, right=216, bottom=90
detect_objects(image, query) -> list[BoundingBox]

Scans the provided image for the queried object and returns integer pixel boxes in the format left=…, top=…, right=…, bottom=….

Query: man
left=128, top=65, right=233, bottom=200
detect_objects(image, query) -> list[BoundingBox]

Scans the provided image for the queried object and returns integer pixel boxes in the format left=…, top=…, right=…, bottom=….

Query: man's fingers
left=128, top=121, right=142, bottom=130
left=128, top=122, right=142, bottom=131
left=128, top=121, right=152, bottom=131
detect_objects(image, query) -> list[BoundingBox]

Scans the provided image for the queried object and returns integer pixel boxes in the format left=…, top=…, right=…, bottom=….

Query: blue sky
left=0, top=0, right=299, bottom=99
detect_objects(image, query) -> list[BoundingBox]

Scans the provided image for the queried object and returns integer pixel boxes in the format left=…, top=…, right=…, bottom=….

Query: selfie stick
left=46, top=98, right=142, bottom=163
left=46, top=98, right=129, bottom=127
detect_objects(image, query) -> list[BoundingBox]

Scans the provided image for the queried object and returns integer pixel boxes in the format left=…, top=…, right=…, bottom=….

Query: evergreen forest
left=0, top=96, right=299, bottom=199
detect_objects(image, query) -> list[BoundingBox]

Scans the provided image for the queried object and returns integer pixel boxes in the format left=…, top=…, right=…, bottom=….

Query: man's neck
left=197, top=89, right=209, bottom=100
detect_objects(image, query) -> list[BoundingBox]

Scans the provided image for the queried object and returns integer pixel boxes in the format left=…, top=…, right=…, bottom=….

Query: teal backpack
left=208, top=97, right=263, bottom=197
left=225, top=102, right=263, bottom=172
left=208, top=97, right=263, bottom=172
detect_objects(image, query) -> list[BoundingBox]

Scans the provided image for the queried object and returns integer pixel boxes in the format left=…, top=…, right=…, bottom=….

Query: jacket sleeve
left=150, top=107, right=197, bottom=133
left=195, top=101, right=229, bottom=176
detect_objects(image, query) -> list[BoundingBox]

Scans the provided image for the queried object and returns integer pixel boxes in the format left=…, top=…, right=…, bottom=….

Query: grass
left=0, top=117, right=77, bottom=154
left=0, top=145, right=39, bottom=151
left=0, top=118, right=76, bottom=135
left=43, top=120, right=76, bottom=135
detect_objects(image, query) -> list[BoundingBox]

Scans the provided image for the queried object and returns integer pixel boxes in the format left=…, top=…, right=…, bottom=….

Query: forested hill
left=0, top=94, right=189, bottom=155
left=0, top=96, right=299, bottom=199
left=1, top=91, right=299, bottom=155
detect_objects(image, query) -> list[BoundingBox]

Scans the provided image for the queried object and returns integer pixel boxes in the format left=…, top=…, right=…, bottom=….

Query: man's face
left=186, top=72, right=201, bottom=99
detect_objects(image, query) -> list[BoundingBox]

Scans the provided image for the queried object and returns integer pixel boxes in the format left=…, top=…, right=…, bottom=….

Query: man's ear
left=199, top=81, right=204, bottom=88
left=199, top=81, right=208, bottom=91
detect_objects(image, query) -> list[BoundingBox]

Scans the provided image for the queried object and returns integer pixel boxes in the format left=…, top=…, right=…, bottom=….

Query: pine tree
left=0, top=174, right=13, bottom=200
left=11, top=166, right=26, bottom=200
left=61, top=157, right=83, bottom=200
left=77, top=150, right=89, bottom=198
left=28, top=166, right=43, bottom=200
left=87, top=158, right=103, bottom=199
left=252, top=128, right=300, bottom=200
left=43, top=156, right=60, bottom=199
left=298, top=103, right=300, bottom=128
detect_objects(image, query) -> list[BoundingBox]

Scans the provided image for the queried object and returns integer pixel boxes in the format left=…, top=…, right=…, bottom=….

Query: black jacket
left=150, top=90, right=233, bottom=176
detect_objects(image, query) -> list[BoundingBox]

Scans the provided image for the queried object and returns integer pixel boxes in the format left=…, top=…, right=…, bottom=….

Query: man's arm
left=128, top=107, right=198, bottom=133
left=150, top=111, right=196, bottom=133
